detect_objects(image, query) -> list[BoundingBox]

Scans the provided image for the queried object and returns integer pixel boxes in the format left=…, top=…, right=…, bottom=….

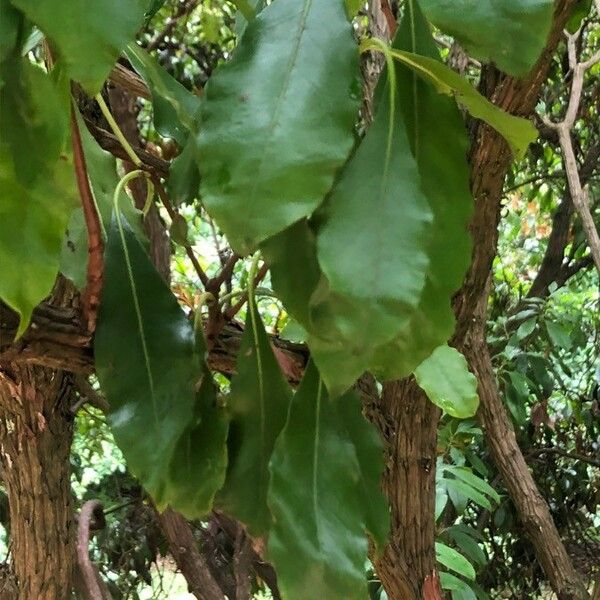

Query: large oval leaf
left=217, top=302, right=292, bottom=535
left=268, top=361, right=369, bottom=600
left=198, top=0, right=360, bottom=254
left=95, top=215, right=200, bottom=500
left=418, top=0, right=554, bottom=76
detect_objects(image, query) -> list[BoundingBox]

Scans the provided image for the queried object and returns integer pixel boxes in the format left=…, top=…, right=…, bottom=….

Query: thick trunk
left=375, top=380, right=442, bottom=600
left=0, top=365, right=75, bottom=600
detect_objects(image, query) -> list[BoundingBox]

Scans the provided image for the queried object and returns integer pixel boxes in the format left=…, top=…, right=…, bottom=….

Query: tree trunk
left=464, top=291, right=590, bottom=600
left=375, top=380, right=443, bottom=600
left=0, top=365, right=76, bottom=600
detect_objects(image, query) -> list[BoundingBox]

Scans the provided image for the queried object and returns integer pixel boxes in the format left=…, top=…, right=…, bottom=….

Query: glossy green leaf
left=126, top=43, right=201, bottom=142
left=198, top=0, right=360, bottom=254
left=95, top=215, right=200, bottom=501
left=390, top=48, right=538, bottom=158
left=444, top=478, right=492, bottom=511
left=338, top=391, right=389, bottom=551
left=371, top=1, right=472, bottom=380
left=439, top=572, right=478, bottom=600
left=436, top=542, right=476, bottom=580
left=0, top=58, right=76, bottom=335
left=163, top=372, right=229, bottom=518
left=418, top=0, right=554, bottom=76
left=414, top=346, right=479, bottom=418
left=268, top=362, right=369, bottom=600
left=446, top=526, right=487, bottom=567
left=10, top=0, right=146, bottom=94
left=311, top=74, right=432, bottom=394
left=217, top=302, right=292, bottom=535
left=445, top=466, right=500, bottom=503
left=60, top=117, right=147, bottom=288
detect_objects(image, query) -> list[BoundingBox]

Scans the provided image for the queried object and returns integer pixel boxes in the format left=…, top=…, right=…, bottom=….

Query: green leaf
left=436, top=542, right=476, bottom=580
left=446, top=527, right=487, bottom=567
left=439, top=572, right=478, bottom=600
left=0, top=58, right=76, bottom=335
left=545, top=320, right=571, bottom=349
left=95, top=215, right=200, bottom=501
left=11, top=0, right=147, bottom=94
left=418, top=0, right=554, bottom=76
left=310, top=73, right=432, bottom=394
left=268, top=361, right=369, bottom=600
left=445, top=466, right=500, bottom=503
left=371, top=0, right=472, bottom=380
left=345, top=0, right=365, bottom=17
left=338, top=391, right=389, bottom=551
left=163, top=372, right=229, bottom=518
left=414, top=346, right=479, bottom=418
left=389, top=48, right=538, bottom=158
left=198, top=0, right=360, bottom=254
left=516, top=317, right=536, bottom=340
left=444, top=478, right=492, bottom=511
left=217, top=302, right=292, bottom=535
left=60, top=117, right=147, bottom=288
left=126, top=43, right=201, bottom=143
left=0, top=0, right=20, bottom=64
left=166, top=136, right=200, bottom=206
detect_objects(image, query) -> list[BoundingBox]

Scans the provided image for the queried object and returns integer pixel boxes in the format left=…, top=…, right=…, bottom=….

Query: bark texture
left=0, top=365, right=75, bottom=600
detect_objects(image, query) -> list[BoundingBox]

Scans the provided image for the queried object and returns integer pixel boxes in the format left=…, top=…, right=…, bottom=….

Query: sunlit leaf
left=268, top=362, right=369, bottom=600
left=414, top=346, right=479, bottom=418
left=199, top=0, right=360, bottom=254
left=217, top=302, right=292, bottom=535
left=418, top=0, right=554, bottom=76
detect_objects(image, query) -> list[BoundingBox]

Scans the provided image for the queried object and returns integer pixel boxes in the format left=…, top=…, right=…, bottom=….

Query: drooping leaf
left=414, top=345, right=479, bottom=418
left=10, top=0, right=147, bottom=94
left=338, top=391, right=389, bottom=551
left=163, top=371, right=229, bottom=518
left=310, top=71, right=432, bottom=394
left=439, top=572, right=478, bottom=600
left=389, top=48, right=538, bottom=158
left=268, top=361, right=369, bottom=600
left=0, top=58, right=76, bottom=335
left=217, top=301, right=292, bottom=535
left=418, top=0, right=554, bottom=76
left=166, top=136, right=201, bottom=206
left=126, top=43, right=201, bottom=142
left=198, top=0, right=360, bottom=254
left=371, top=1, right=472, bottom=380
left=446, top=526, right=487, bottom=567
left=60, top=115, right=147, bottom=288
left=435, top=542, right=476, bottom=581
left=444, top=466, right=500, bottom=504
left=95, top=215, right=200, bottom=501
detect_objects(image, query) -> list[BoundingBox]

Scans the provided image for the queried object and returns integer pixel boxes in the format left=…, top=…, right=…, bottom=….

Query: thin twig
left=542, top=27, right=600, bottom=274
left=152, top=175, right=210, bottom=287
left=224, top=263, right=269, bottom=320
left=526, top=447, right=600, bottom=468
left=70, top=106, right=104, bottom=334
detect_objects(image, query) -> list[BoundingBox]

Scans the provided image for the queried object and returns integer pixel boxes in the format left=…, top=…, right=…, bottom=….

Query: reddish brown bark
left=0, top=365, right=75, bottom=600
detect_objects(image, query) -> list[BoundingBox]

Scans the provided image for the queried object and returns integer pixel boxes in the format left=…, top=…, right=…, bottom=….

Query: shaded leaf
left=126, top=43, right=201, bottom=143
left=164, top=372, right=229, bottom=518
left=11, top=0, right=147, bottom=94
left=414, top=346, right=479, bottom=418
left=418, top=0, right=554, bottom=76
left=545, top=320, right=571, bottom=349
left=95, top=215, right=200, bottom=501
left=199, top=0, right=360, bottom=254
left=166, top=136, right=200, bottom=206
left=217, top=302, right=292, bottom=535
left=0, top=0, right=20, bottom=64
left=338, top=391, right=389, bottom=551
left=268, top=361, right=368, bottom=600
